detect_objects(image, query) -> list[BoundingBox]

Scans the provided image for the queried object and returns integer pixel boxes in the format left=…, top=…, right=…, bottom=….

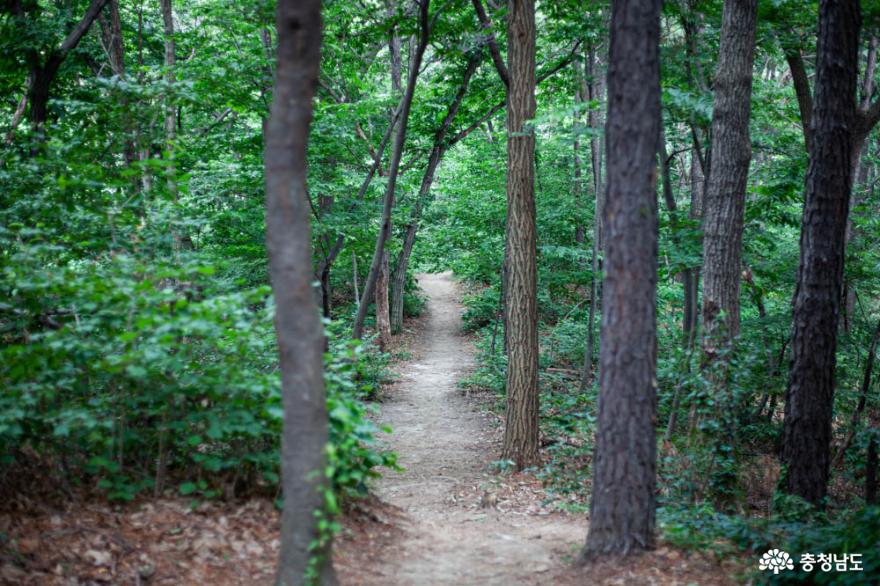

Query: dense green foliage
left=1, top=0, right=880, bottom=580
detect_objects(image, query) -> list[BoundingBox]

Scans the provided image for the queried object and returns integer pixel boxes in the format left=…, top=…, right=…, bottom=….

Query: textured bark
left=352, top=0, right=430, bottom=340
left=581, top=0, right=661, bottom=559
left=500, top=0, right=539, bottom=470
left=700, top=0, right=757, bottom=358
left=376, top=251, right=391, bottom=350
left=389, top=55, right=480, bottom=333
left=783, top=0, right=860, bottom=507
left=265, top=1, right=337, bottom=584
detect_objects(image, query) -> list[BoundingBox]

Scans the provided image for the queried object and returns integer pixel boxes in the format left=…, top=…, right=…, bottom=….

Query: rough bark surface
left=376, top=251, right=392, bottom=350
left=783, top=0, right=860, bottom=507
left=581, top=0, right=661, bottom=559
left=265, top=1, right=337, bottom=583
left=501, top=0, right=539, bottom=470
left=700, top=0, right=757, bottom=356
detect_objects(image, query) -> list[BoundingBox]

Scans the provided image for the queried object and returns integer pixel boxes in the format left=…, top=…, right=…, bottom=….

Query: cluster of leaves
left=0, top=228, right=396, bottom=503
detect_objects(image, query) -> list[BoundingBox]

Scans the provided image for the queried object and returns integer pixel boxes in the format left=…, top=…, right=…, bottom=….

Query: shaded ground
left=0, top=271, right=741, bottom=585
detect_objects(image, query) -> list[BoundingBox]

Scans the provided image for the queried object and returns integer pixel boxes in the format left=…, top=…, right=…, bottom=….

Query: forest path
left=361, top=272, right=583, bottom=585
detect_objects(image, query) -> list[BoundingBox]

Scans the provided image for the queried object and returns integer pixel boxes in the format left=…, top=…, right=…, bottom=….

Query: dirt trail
left=364, top=272, right=583, bottom=585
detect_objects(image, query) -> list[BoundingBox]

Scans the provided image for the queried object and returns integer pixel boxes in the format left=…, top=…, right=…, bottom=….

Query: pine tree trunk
left=580, top=0, right=661, bottom=560
left=783, top=0, right=860, bottom=507
left=266, top=1, right=337, bottom=584
left=500, top=0, right=540, bottom=470
left=700, top=0, right=757, bottom=358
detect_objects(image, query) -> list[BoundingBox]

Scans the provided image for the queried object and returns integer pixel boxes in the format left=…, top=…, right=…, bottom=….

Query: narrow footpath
left=363, top=272, right=583, bottom=585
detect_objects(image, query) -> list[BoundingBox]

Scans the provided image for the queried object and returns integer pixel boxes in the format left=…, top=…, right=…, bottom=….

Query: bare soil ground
left=0, top=271, right=741, bottom=585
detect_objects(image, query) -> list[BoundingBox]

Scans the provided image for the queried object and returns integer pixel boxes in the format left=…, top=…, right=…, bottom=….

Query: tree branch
left=784, top=48, right=813, bottom=152
left=470, top=0, right=509, bottom=87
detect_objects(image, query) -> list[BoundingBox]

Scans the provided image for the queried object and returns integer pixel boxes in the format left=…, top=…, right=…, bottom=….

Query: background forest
left=2, top=0, right=880, bottom=583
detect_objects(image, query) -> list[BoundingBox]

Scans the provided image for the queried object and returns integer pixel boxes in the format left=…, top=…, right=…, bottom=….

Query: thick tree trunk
left=500, top=0, right=539, bottom=470
left=352, top=0, right=430, bottom=340
left=265, top=1, right=337, bottom=584
left=580, top=0, right=661, bottom=560
left=700, top=0, right=757, bottom=359
left=783, top=0, right=860, bottom=507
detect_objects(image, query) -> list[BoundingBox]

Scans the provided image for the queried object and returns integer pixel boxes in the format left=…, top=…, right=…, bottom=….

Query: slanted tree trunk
left=389, top=54, right=480, bottom=333
left=783, top=0, right=860, bottom=507
left=700, top=0, right=758, bottom=360
left=265, top=1, right=337, bottom=584
left=23, top=0, right=110, bottom=135
left=352, top=0, right=430, bottom=340
left=580, top=0, right=661, bottom=560
left=500, top=0, right=539, bottom=470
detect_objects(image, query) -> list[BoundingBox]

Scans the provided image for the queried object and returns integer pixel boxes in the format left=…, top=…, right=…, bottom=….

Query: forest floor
left=0, top=272, right=742, bottom=585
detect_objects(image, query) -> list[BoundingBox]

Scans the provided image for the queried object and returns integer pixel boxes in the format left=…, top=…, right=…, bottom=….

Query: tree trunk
left=581, top=44, right=604, bottom=391
left=684, top=149, right=704, bottom=348
left=376, top=251, right=392, bottom=350
left=580, top=0, right=661, bottom=560
left=500, top=0, right=539, bottom=470
left=700, top=0, right=758, bottom=359
left=98, top=0, right=136, bottom=167
left=160, top=0, right=178, bottom=204
left=265, top=1, right=337, bottom=584
left=783, top=0, right=860, bottom=507
left=25, top=0, right=110, bottom=134
left=352, top=0, right=430, bottom=340
left=659, top=127, right=695, bottom=345
left=573, top=57, right=586, bottom=246
left=389, top=54, right=480, bottom=333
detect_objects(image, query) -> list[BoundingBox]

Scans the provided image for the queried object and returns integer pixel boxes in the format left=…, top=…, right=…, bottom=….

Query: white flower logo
left=759, top=549, right=794, bottom=574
